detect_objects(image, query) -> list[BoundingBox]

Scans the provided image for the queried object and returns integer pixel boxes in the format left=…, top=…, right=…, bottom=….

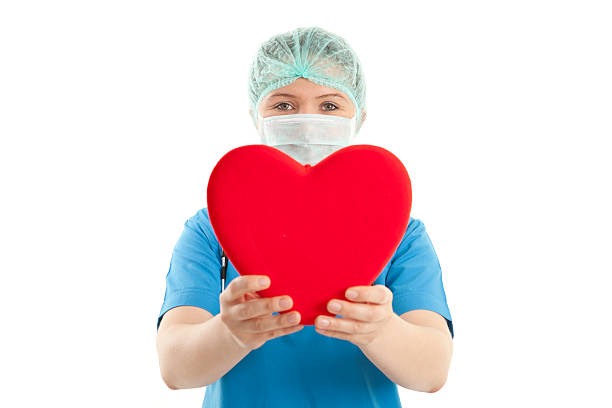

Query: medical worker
left=156, top=26, right=454, bottom=408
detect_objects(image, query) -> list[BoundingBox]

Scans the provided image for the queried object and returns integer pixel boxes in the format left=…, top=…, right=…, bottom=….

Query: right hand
left=219, top=275, right=304, bottom=351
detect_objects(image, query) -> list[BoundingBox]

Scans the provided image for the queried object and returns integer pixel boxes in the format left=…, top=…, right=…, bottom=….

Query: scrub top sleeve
left=386, top=218, right=454, bottom=338
left=157, top=209, right=221, bottom=330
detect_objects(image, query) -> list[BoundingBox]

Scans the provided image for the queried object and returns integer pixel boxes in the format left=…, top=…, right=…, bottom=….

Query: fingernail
left=288, top=313, right=299, bottom=323
left=318, top=318, right=329, bottom=327
left=328, top=301, right=341, bottom=312
left=279, top=297, right=291, bottom=308
left=346, top=290, right=358, bottom=299
left=258, top=277, right=269, bottom=287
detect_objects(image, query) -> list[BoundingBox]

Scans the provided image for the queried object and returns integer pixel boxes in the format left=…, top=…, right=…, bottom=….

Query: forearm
left=157, top=313, right=250, bottom=389
left=358, top=313, right=453, bottom=393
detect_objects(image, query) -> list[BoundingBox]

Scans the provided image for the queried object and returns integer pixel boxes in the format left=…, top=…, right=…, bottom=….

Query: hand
left=219, top=275, right=304, bottom=351
left=315, top=284, right=395, bottom=347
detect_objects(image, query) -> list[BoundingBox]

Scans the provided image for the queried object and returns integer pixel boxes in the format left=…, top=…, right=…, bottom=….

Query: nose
left=295, top=100, right=325, bottom=115
left=295, top=108, right=317, bottom=115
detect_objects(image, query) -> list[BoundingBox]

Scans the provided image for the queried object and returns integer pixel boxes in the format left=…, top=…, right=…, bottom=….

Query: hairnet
left=248, top=26, right=366, bottom=131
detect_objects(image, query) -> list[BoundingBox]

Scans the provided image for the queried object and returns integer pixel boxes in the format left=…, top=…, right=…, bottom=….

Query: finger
left=315, top=315, right=376, bottom=335
left=315, top=327, right=353, bottom=342
left=247, top=310, right=302, bottom=333
left=264, top=324, right=305, bottom=341
left=244, top=292, right=260, bottom=301
left=222, top=275, right=270, bottom=305
left=345, top=285, right=391, bottom=305
left=233, top=295, right=294, bottom=321
left=327, top=299, right=386, bottom=323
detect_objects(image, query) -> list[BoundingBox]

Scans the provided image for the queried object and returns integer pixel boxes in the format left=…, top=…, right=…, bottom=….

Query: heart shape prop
left=207, top=144, right=411, bottom=325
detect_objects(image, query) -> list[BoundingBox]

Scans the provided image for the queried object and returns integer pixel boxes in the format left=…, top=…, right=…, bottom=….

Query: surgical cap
left=248, top=26, right=367, bottom=131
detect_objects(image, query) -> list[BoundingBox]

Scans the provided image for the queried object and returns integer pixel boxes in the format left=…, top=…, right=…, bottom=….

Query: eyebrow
left=268, top=92, right=348, bottom=101
left=316, top=93, right=347, bottom=101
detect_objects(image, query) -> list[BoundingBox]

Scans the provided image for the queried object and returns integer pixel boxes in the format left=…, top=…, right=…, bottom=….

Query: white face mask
left=258, top=113, right=357, bottom=166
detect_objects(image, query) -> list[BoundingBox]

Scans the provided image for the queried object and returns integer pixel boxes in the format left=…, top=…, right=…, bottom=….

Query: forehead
left=263, top=77, right=350, bottom=101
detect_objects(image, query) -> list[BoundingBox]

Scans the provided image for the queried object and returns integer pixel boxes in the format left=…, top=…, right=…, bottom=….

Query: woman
left=156, top=26, right=454, bottom=408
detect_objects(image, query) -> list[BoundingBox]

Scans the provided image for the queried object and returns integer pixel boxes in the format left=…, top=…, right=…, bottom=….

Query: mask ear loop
left=256, top=113, right=265, bottom=140
left=347, top=113, right=357, bottom=143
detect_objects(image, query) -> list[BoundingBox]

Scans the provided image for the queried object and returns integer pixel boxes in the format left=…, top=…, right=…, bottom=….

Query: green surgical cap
left=248, top=26, right=366, bottom=131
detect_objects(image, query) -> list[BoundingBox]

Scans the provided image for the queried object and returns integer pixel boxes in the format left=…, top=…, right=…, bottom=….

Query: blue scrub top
left=157, top=207, right=454, bottom=408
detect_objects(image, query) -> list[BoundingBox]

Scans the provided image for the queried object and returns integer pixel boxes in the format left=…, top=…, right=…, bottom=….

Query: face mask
left=258, top=113, right=357, bottom=166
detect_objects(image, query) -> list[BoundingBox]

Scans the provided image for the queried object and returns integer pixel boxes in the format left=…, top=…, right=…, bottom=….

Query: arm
left=156, top=306, right=250, bottom=389
left=358, top=309, right=453, bottom=393
left=368, top=218, right=453, bottom=392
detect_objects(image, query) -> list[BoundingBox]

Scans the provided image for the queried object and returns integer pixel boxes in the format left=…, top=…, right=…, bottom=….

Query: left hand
left=315, top=284, right=395, bottom=347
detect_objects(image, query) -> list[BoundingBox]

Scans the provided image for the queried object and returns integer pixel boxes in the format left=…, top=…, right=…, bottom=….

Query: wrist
left=361, top=312, right=403, bottom=351
left=216, top=314, right=252, bottom=353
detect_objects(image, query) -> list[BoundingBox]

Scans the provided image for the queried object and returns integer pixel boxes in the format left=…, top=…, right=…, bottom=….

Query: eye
left=274, top=102, right=293, bottom=111
left=322, top=102, right=338, bottom=111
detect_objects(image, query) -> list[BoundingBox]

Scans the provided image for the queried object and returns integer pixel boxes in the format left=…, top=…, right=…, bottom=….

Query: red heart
left=207, top=144, right=411, bottom=325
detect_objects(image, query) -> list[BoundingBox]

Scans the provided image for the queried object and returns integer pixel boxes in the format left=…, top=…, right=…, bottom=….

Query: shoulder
left=406, top=216, right=425, bottom=235
left=186, top=206, right=212, bottom=227
left=398, top=216, right=426, bottom=247
left=387, top=216, right=433, bottom=264
left=183, top=207, right=220, bottom=247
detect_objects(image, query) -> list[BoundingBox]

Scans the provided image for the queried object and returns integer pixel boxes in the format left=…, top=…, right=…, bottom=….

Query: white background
left=1, top=1, right=610, bottom=406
